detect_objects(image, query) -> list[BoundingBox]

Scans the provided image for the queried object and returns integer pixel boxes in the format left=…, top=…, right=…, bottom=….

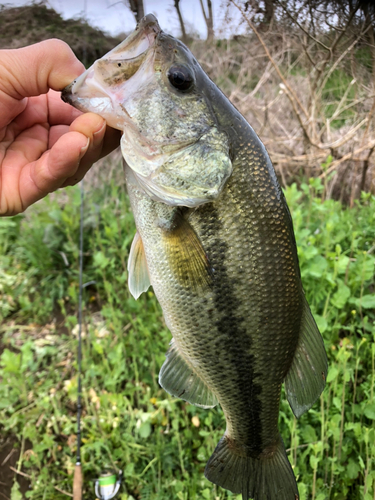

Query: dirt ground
left=0, top=333, right=30, bottom=499
left=0, top=433, right=30, bottom=500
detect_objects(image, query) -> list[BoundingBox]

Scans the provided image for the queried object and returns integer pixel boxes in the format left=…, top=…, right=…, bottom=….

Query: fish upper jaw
left=61, top=14, right=161, bottom=130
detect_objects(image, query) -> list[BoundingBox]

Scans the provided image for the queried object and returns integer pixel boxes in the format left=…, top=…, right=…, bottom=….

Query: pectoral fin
left=127, top=231, right=151, bottom=299
left=159, top=339, right=218, bottom=408
left=161, top=213, right=213, bottom=292
left=285, top=295, right=328, bottom=418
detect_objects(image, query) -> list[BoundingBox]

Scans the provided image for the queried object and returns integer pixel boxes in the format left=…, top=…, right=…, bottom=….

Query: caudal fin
left=204, top=435, right=299, bottom=500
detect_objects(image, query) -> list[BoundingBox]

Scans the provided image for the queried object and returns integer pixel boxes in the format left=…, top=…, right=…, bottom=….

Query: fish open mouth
left=61, top=14, right=161, bottom=129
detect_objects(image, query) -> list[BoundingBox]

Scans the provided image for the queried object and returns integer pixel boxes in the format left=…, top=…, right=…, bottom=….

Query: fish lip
left=61, top=13, right=162, bottom=107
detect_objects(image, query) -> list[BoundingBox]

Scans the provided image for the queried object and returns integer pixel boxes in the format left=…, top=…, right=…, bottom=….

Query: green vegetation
left=321, top=69, right=357, bottom=128
left=0, top=161, right=374, bottom=499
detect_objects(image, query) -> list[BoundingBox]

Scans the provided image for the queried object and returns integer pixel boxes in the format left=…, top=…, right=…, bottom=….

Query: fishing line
left=73, top=2, right=86, bottom=495
left=72, top=180, right=122, bottom=500
left=73, top=179, right=84, bottom=500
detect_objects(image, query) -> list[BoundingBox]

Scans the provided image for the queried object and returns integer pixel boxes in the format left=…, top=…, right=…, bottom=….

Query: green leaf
left=310, top=455, right=319, bottom=469
left=355, top=295, right=375, bottom=309
left=93, top=251, right=110, bottom=269
left=202, top=489, right=211, bottom=499
left=337, top=254, right=350, bottom=274
left=364, top=404, right=375, bottom=420
left=326, top=366, right=339, bottom=383
left=305, top=255, right=328, bottom=278
left=347, top=458, right=360, bottom=479
left=314, top=314, right=328, bottom=334
left=331, top=283, right=350, bottom=309
left=301, top=425, right=317, bottom=443
left=138, top=422, right=151, bottom=438
left=333, top=397, right=341, bottom=410
left=11, top=482, right=22, bottom=500
left=0, top=349, right=21, bottom=373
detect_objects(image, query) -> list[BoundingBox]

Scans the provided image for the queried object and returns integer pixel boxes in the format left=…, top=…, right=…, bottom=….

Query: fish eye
left=167, top=65, right=194, bottom=91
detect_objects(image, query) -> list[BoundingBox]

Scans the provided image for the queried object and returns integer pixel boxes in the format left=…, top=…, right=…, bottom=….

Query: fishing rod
left=72, top=180, right=122, bottom=500
left=71, top=0, right=123, bottom=495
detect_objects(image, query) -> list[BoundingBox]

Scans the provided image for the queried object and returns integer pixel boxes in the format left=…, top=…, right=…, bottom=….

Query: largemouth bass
left=62, top=15, right=327, bottom=500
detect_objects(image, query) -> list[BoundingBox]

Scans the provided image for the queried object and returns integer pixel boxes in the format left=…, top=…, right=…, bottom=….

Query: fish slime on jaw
left=62, top=13, right=327, bottom=500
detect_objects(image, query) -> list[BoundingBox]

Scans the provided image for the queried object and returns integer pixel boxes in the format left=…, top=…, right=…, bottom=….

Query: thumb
left=0, top=39, right=84, bottom=97
left=0, top=40, right=84, bottom=127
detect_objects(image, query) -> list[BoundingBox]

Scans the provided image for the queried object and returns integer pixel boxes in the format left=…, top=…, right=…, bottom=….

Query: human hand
left=0, top=39, right=121, bottom=216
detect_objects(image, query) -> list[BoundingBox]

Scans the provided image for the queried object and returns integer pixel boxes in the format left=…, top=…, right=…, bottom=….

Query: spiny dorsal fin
left=159, top=339, right=218, bottom=409
left=284, top=294, right=328, bottom=418
left=127, top=231, right=151, bottom=299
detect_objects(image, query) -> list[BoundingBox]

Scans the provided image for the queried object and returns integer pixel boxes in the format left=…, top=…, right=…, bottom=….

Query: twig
left=286, top=441, right=319, bottom=452
left=0, top=491, right=10, bottom=500
left=230, top=0, right=309, bottom=119
left=231, top=0, right=324, bottom=151
left=55, top=486, right=74, bottom=498
left=319, top=117, right=368, bottom=150
left=9, top=466, right=31, bottom=479
left=360, top=95, right=375, bottom=148
left=359, top=145, right=375, bottom=193
left=319, top=140, right=375, bottom=178
left=9, top=466, right=74, bottom=498
left=311, top=3, right=361, bottom=93
left=275, top=0, right=330, bottom=51
left=1, top=448, right=16, bottom=466
left=316, top=23, right=373, bottom=98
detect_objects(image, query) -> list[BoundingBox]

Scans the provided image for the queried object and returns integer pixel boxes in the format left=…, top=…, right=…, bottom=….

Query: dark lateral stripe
left=198, top=205, right=264, bottom=455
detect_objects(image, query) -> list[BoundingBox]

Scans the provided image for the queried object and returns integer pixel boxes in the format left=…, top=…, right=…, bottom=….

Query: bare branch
left=275, top=0, right=331, bottom=51
left=319, top=140, right=375, bottom=178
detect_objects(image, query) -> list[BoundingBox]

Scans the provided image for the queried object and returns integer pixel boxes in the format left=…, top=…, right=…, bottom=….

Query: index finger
left=0, top=40, right=84, bottom=128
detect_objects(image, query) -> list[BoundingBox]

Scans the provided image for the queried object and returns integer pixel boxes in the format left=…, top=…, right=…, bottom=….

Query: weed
left=0, top=174, right=375, bottom=499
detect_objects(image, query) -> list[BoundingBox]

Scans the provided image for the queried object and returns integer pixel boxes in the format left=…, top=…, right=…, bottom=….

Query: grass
left=0, top=159, right=375, bottom=500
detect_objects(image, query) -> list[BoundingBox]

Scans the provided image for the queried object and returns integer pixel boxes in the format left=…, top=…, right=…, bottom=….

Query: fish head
left=62, top=14, right=232, bottom=207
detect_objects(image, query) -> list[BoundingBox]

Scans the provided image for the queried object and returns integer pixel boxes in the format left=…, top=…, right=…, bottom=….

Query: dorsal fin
left=284, top=294, right=328, bottom=418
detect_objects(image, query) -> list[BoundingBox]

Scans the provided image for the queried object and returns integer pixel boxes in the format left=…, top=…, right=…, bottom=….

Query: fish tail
left=204, top=435, right=299, bottom=500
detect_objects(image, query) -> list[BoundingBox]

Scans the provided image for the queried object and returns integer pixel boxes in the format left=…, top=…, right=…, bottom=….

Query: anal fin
left=127, top=231, right=151, bottom=299
left=159, top=339, right=218, bottom=409
left=285, top=294, right=328, bottom=418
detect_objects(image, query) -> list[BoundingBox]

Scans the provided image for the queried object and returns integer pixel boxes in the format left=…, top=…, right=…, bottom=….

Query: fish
left=62, top=14, right=328, bottom=500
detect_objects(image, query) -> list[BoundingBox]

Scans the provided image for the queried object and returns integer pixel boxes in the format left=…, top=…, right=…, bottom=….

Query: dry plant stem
left=316, top=23, right=373, bottom=100
left=313, top=3, right=361, bottom=93
left=338, top=357, right=348, bottom=461
left=319, top=117, right=368, bottom=150
left=360, top=95, right=375, bottom=148
left=0, top=449, right=16, bottom=467
left=230, top=1, right=310, bottom=128
left=319, top=140, right=375, bottom=179
left=359, top=146, right=375, bottom=194
left=275, top=0, right=330, bottom=52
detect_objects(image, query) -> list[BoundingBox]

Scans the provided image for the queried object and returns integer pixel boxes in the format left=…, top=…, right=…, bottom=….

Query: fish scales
left=62, top=13, right=328, bottom=500
left=127, top=124, right=302, bottom=453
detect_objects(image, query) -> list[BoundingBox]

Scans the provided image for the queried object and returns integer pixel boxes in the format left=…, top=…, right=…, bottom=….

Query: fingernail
left=79, top=137, right=90, bottom=159
left=93, top=121, right=106, bottom=146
